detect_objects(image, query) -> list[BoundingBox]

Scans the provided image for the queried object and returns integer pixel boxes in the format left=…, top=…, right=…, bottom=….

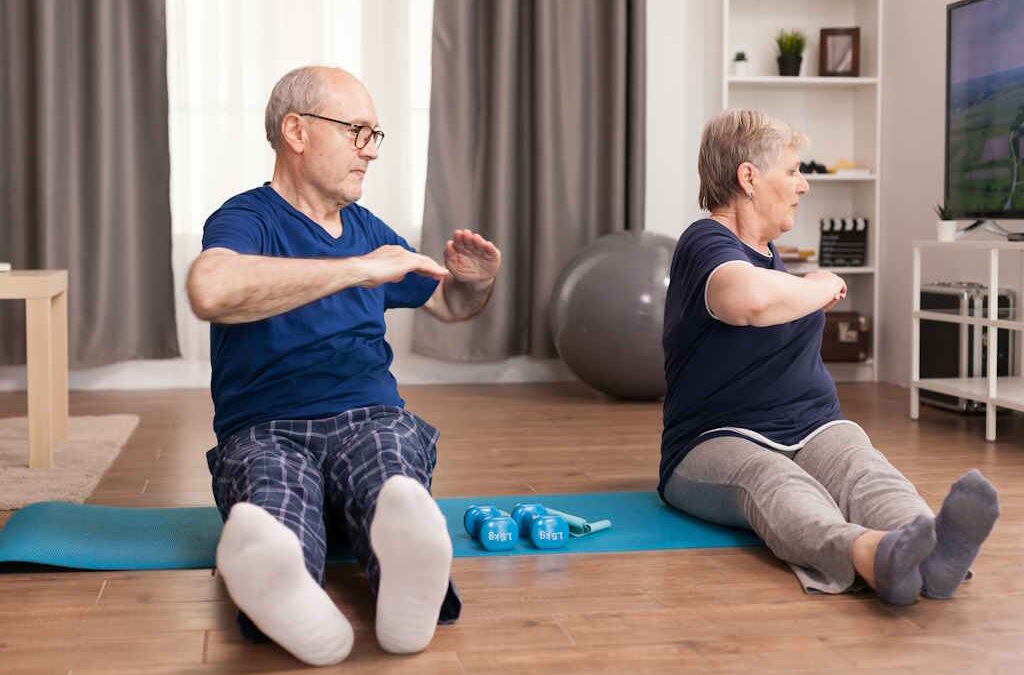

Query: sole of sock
left=874, top=514, right=936, bottom=606
left=921, top=470, right=1000, bottom=599
left=370, top=476, right=453, bottom=654
left=216, top=502, right=354, bottom=666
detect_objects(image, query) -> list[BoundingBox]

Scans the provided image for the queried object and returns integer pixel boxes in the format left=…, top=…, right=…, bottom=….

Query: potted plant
left=776, top=29, right=806, bottom=76
left=732, top=51, right=749, bottom=77
left=934, top=202, right=958, bottom=241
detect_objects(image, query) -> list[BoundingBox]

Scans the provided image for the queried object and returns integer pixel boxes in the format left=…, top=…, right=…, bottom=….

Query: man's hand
left=422, top=230, right=501, bottom=322
left=359, top=245, right=450, bottom=287
left=443, top=230, right=501, bottom=284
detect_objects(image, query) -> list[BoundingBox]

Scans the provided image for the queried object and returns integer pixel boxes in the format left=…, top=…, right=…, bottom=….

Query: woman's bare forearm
left=711, top=266, right=843, bottom=327
left=746, top=270, right=840, bottom=325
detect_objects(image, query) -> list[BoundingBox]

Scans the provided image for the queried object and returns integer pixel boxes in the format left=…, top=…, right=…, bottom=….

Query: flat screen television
left=945, top=0, right=1024, bottom=220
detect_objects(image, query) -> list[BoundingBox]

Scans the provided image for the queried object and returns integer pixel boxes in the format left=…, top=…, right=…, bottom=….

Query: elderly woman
left=659, top=109, right=999, bottom=604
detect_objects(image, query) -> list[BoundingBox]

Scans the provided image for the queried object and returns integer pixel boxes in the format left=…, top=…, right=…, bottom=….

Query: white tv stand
left=910, top=240, right=1024, bottom=440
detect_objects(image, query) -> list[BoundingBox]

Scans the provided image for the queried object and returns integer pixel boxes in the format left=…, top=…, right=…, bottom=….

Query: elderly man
left=187, top=66, right=499, bottom=666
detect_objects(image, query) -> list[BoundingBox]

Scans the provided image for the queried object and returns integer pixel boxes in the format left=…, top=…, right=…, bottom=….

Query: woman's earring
left=746, top=191, right=754, bottom=201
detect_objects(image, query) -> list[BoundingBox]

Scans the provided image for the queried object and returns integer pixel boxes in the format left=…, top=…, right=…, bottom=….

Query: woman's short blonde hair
left=697, top=109, right=806, bottom=211
left=265, top=66, right=329, bottom=151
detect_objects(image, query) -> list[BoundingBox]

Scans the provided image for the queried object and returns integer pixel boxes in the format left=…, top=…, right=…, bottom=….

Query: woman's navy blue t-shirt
left=201, top=186, right=439, bottom=443
left=659, top=219, right=842, bottom=496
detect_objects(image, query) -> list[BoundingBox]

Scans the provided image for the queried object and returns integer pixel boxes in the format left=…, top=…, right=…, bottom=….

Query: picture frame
left=819, top=27, right=860, bottom=77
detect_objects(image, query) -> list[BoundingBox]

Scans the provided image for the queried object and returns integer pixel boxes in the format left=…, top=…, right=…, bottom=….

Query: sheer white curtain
left=166, top=0, right=432, bottom=360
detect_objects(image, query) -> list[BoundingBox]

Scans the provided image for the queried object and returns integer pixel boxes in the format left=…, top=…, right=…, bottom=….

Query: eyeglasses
left=299, top=113, right=385, bottom=149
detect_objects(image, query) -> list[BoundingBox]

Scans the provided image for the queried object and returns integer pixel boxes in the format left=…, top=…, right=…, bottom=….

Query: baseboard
left=0, top=356, right=575, bottom=392
left=0, top=359, right=212, bottom=392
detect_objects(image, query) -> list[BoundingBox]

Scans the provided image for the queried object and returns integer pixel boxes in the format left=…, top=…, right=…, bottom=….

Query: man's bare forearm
left=439, top=275, right=495, bottom=322
left=187, top=251, right=368, bottom=324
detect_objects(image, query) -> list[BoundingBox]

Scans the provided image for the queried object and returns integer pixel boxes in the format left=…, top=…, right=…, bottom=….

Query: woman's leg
left=794, top=423, right=940, bottom=604
left=792, top=423, right=933, bottom=531
left=797, top=423, right=1001, bottom=599
left=663, top=435, right=867, bottom=594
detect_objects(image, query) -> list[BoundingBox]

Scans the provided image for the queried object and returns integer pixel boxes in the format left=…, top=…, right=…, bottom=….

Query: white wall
left=644, top=0, right=723, bottom=240
left=877, top=0, right=949, bottom=387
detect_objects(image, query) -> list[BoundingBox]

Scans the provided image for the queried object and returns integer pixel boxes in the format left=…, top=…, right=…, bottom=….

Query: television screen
left=946, top=0, right=1024, bottom=219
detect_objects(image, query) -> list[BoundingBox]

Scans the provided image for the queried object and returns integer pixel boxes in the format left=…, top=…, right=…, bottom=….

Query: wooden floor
left=1, top=382, right=1023, bottom=674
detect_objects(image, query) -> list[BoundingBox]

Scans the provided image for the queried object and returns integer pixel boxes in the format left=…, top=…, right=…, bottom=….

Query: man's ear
left=280, top=112, right=306, bottom=154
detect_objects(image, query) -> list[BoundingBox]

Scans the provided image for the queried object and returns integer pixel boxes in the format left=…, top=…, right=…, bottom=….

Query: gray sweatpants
left=663, top=422, right=933, bottom=593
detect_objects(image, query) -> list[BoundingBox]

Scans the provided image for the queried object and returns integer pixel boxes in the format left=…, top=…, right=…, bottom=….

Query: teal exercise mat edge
left=0, top=492, right=762, bottom=571
left=0, top=502, right=225, bottom=571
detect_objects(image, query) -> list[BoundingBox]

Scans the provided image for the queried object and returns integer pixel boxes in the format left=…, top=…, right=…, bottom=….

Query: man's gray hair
left=265, top=66, right=329, bottom=151
left=697, top=109, right=806, bottom=212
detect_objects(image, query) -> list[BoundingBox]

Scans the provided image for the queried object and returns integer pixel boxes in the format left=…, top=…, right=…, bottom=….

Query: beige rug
left=0, top=415, right=139, bottom=510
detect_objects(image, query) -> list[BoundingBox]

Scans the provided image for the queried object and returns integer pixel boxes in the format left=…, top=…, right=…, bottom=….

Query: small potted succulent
left=775, top=29, right=806, bottom=76
left=934, top=202, right=958, bottom=241
left=732, top=51, right=749, bottom=77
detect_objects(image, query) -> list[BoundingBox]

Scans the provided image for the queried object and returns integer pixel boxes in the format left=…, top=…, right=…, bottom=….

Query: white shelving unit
left=723, top=0, right=884, bottom=382
left=911, top=240, right=1024, bottom=441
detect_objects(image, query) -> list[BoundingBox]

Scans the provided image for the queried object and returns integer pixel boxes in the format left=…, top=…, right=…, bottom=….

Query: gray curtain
left=0, top=0, right=179, bottom=368
left=413, top=0, right=646, bottom=360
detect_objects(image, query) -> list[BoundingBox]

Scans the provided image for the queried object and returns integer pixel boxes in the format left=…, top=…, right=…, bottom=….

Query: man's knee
left=338, top=429, right=435, bottom=478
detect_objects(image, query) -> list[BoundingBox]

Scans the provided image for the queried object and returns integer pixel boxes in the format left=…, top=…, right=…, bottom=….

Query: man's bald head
left=264, top=66, right=369, bottom=152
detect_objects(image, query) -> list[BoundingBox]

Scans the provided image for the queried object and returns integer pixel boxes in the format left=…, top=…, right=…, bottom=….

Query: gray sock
left=920, top=469, right=1000, bottom=599
left=874, top=514, right=936, bottom=606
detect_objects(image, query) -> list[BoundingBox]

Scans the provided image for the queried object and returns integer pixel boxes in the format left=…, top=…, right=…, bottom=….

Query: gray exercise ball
left=550, top=231, right=676, bottom=400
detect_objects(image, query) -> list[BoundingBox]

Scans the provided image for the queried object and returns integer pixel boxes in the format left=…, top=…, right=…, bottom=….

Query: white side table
left=910, top=241, right=1024, bottom=441
left=0, top=270, right=69, bottom=468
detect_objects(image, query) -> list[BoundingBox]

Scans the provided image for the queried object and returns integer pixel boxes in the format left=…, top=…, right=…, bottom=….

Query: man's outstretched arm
left=187, top=246, right=450, bottom=324
left=422, top=229, right=501, bottom=322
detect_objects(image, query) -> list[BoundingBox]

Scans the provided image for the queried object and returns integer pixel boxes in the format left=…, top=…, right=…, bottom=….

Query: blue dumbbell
left=463, top=505, right=505, bottom=537
left=529, top=514, right=569, bottom=549
left=463, top=505, right=519, bottom=550
left=511, top=503, right=548, bottom=537
left=476, top=515, right=519, bottom=551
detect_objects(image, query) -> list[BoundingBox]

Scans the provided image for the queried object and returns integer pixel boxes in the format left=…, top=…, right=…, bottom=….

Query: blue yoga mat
left=0, top=492, right=761, bottom=571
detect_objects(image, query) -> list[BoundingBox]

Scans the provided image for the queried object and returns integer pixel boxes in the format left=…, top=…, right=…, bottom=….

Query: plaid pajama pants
left=206, top=405, right=462, bottom=642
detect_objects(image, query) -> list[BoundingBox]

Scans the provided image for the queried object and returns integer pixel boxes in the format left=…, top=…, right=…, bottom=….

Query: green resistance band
left=544, top=507, right=612, bottom=538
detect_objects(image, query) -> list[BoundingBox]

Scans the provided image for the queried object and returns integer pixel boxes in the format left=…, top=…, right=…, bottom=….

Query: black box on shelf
left=919, top=282, right=1017, bottom=413
left=819, top=218, right=868, bottom=267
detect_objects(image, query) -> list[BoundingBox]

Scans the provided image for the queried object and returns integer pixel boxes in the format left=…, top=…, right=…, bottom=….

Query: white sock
left=216, top=502, right=354, bottom=666
left=370, top=475, right=453, bottom=654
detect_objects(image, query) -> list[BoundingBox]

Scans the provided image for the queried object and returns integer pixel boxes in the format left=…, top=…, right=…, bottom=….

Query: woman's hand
left=805, top=270, right=847, bottom=311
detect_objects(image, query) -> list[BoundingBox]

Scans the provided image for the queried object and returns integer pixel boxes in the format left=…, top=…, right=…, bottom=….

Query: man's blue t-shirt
left=659, top=219, right=842, bottom=496
left=201, top=185, right=439, bottom=443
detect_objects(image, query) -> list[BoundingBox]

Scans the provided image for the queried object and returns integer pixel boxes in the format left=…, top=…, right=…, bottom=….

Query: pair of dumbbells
left=463, top=503, right=570, bottom=551
left=510, top=503, right=569, bottom=549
